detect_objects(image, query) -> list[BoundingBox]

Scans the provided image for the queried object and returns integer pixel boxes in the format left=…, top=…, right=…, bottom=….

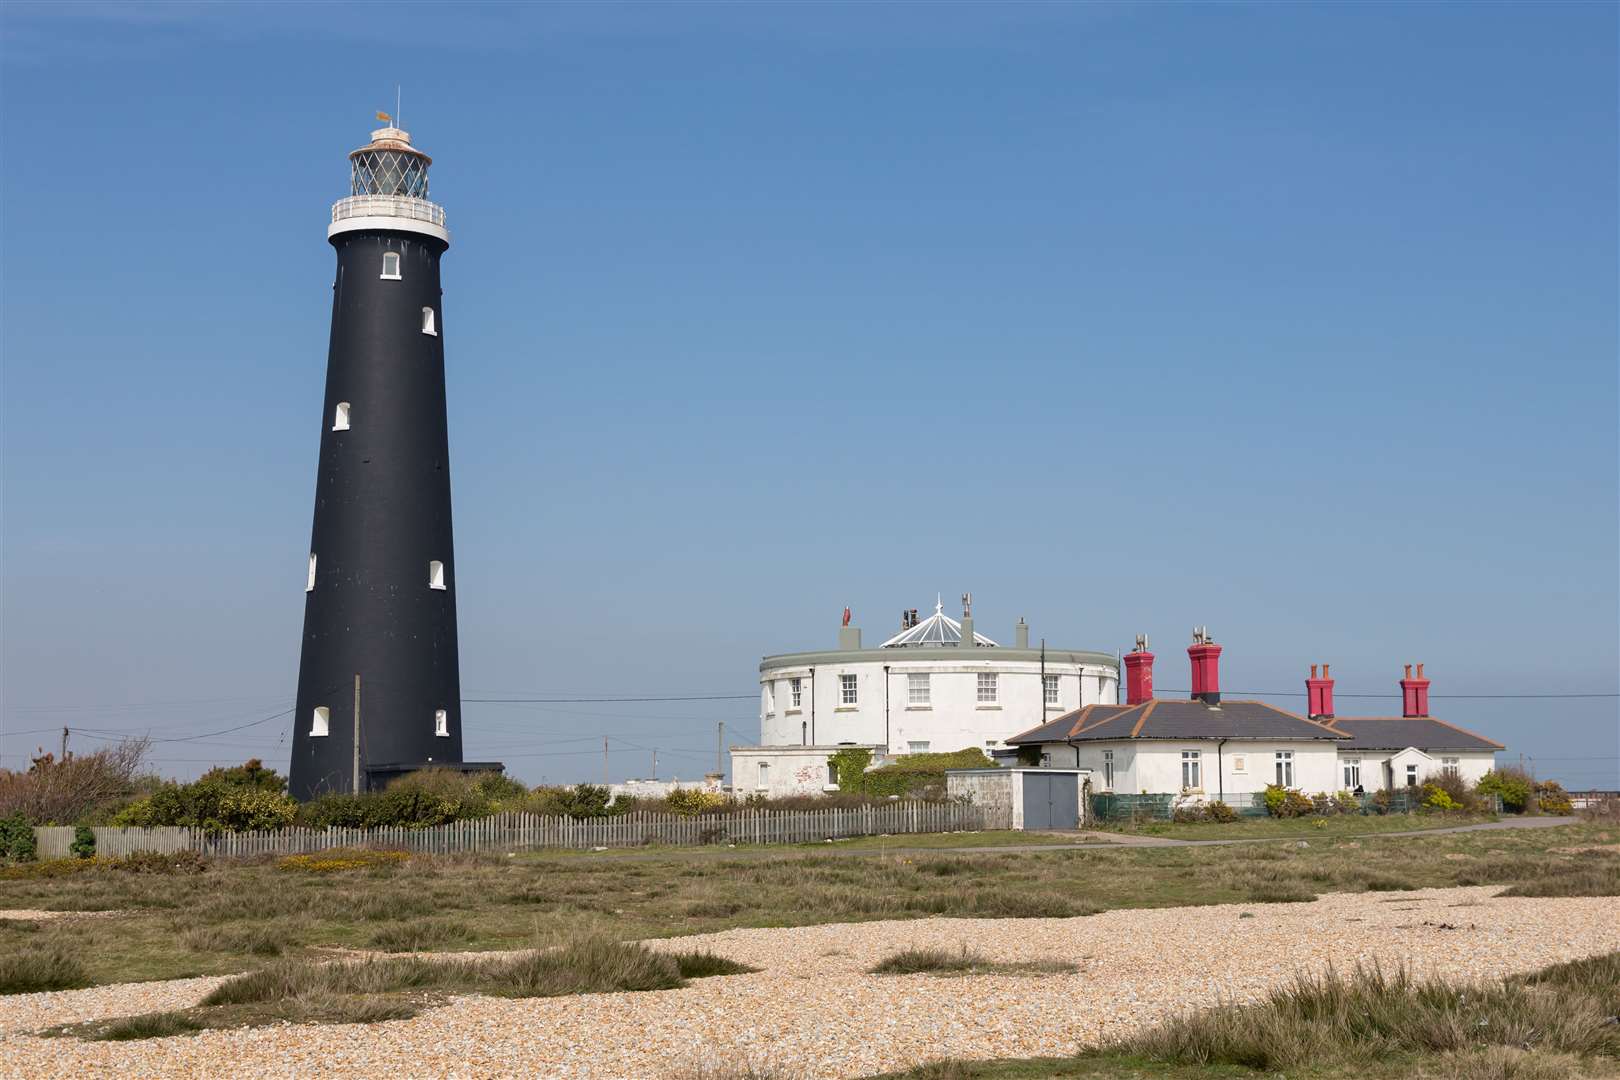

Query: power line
left=462, top=694, right=756, bottom=704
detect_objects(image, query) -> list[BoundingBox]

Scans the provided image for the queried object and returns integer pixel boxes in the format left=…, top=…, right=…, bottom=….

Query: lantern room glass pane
left=350, top=150, right=429, bottom=198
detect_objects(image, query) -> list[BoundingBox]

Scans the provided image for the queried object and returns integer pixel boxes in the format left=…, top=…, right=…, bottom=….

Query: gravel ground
left=2, top=885, right=1617, bottom=1079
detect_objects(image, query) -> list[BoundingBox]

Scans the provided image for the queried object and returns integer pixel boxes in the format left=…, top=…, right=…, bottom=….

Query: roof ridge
left=1130, top=700, right=1157, bottom=737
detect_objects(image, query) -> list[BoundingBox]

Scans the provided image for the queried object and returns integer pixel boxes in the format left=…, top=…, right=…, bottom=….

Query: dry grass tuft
left=0, top=941, right=89, bottom=995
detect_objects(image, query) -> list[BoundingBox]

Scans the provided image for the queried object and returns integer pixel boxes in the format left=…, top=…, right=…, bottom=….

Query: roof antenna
left=396, top=84, right=402, bottom=129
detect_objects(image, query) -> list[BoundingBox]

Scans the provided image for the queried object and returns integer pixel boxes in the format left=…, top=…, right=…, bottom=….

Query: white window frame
left=907, top=740, right=931, bottom=754
left=1102, top=749, right=1114, bottom=791
left=310, top=706, right=330, bottom=737
left=763, top=683, right=774, bottom=716
left=380, top=251, right=402, bottom=280
left=907, top=673, right=930, bottom=706
left=839, top=673, right=857, bottom=705
left=333, top=401, right=351, bottom=432
left=306, top=553, right=317, bottom=592
left=1344, top=757, right=1361, bottom=789
left=756, top=761, right=769, bottom=790
left=1275, top=751, right=1295, bottom=788
left=1441, top=756, right=1460, bottom=774
left=1181, top=750, right=1201, bottom=790
left=434, top=709, right=449, bottom=737
left=1231, top=754, right=1247, bottom=773
left=1406, top=763, right=1419, bottom=786
left=789, top=677, right=802, bottom=708
left=976, top=672, right=998, bottom=704
left=1043, top=673, right=1059, bottom=706
left=421, top=306, right=437, bottom=336
left=429, top=560, right=446, bottom=590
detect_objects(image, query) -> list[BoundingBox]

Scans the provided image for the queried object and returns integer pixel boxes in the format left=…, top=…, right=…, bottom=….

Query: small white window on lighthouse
left=380, top=251, right=401, bottom=280
left=429, top=560, right=446, bottom=590
left=311, top=706, right=330, bottom=737
left=421, top=307, right=437, bottom=336
left=434, top=709, right=449, bottom=737
left=333, top=401, right=351, bottom=431
left=306, top=553, right=317, bottom=592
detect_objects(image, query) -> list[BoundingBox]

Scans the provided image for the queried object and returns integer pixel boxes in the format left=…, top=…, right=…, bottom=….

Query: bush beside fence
left=1088, top=790, right=1501, bottom=824
left=31, top=801, right=984, bottom=859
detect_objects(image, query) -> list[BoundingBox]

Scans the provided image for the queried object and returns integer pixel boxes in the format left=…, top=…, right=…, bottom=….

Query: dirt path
left=2, top=884, right=1614, bottom=1079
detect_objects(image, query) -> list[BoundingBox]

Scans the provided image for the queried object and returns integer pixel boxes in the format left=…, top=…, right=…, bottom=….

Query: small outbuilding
left=946, top=767, right=1090, bottom=830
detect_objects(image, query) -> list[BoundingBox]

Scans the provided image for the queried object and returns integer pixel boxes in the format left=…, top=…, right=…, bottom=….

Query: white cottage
left=1306, top=663, right=1503, bottom=792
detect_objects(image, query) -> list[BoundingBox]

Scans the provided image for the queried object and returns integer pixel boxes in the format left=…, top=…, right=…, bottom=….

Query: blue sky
left=3, top=2, right=1615, bottom=787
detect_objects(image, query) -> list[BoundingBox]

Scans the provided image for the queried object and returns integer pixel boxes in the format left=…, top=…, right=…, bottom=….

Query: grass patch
left=1499, top=861, right=1620, bottom=897
left=4, top=822, right=1612, bottom=990
left=671, top=951, right=758, bottom=978
left=365, top=917, right=473, bottom=952
left=0, top=942, right=90, bottom=994
left=89, top=1011, right=206, bottom=1041
left=866, top=951, right=1620, bottom=1078
left=870, top=946, right=1078, bottom=978
left=54, top=936, right=758, bottom=1041
left=1100, top=814, right=1499, bottom=842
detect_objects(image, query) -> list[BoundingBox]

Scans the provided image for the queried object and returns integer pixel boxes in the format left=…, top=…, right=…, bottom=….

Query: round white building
left=733, top=597, right=1119, bottom=797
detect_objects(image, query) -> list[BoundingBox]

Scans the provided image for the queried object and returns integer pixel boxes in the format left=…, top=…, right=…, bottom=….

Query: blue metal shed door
left=1023, top=773, right=1079, bottom=830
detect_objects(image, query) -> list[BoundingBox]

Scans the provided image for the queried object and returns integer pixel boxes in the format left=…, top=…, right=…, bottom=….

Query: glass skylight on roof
left=879, top=599, right=998, bottom=648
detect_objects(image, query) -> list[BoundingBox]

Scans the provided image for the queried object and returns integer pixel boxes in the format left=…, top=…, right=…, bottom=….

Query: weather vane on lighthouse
left=288, top=113, right=499, bottom=800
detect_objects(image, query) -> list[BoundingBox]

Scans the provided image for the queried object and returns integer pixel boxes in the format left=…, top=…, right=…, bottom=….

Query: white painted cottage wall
left=760, top=659, right=1117, bottom=756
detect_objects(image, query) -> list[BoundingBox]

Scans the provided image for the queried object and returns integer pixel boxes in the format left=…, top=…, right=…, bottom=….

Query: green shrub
left=108, top=761, right=298, bottom=833
left=827, top=748, right=874, bottom=793
left=1421, top=784, right=1460, bottom=812
left=69, top=826, right=95, bottom=859
left=1535, top=780, right=1574, bottom=816
left=1476, top=767, right=1534, bottom=813
left=1205, top=800, right=1238, bottom=823
left=1263, top=786, right=1314, bottom=818
left=665, top=788, right=727, bottom=816
left=525, top=784, right=620, bottom=819
left=862, top=748, right=994, bottom=798
left=0, top=813, right=37, bottom=862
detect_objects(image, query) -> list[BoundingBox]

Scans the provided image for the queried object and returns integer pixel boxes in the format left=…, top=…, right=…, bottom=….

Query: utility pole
left=716, top=721, right=724, bottom=777
left=652, top=748, right=658, bottom=780
left=60, top=727, right=69, bottom=762
left=1039, top=638, right=1047, bottom=727
left=603, top=738, right=609, bottom=788
left=352, top=674, right=362, bottom=795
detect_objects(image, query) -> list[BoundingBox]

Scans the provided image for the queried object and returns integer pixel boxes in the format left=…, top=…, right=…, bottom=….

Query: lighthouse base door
left=1022, top=773, right=1079, bottom=830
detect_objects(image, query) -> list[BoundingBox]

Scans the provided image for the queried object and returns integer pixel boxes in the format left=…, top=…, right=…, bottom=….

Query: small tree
left=1476, top=767, right=1534, bottom=813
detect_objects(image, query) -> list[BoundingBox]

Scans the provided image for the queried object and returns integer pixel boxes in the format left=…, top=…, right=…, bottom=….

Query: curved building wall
left=290, top=229, right=462, bottom=800
left=757, top=649, right=1118, bottom=756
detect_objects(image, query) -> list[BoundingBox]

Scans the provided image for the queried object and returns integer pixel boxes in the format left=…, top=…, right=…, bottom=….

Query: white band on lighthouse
left=329, top=194, right=450, bottom=245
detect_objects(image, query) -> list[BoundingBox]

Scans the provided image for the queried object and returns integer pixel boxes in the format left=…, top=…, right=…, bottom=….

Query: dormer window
left=380, top=251, right=401, bottom=280
left=421, top=307, right=436, bottom=336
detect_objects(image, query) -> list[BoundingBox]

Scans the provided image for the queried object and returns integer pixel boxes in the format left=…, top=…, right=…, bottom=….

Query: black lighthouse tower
left=290, top=123, right=491, bottom=800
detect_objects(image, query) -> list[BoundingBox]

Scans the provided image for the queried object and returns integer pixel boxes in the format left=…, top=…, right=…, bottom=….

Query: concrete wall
left=945, top=769, right=1090, bottom=829
left=728, top=745, right=883, bottom=798
left=761, top=658, right=1118, bottom=756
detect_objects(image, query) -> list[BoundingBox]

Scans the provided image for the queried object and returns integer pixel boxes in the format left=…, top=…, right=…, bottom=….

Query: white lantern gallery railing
left=331, top=194, right=446, bottom=228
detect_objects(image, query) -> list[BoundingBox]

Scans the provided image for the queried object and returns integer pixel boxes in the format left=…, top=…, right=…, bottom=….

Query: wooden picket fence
left=32, top=802, right=985, bottom=860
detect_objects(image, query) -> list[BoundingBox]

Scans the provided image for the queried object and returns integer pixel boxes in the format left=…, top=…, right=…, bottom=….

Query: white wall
left=1030, top=739, right=1341, bottom=797
left=760, top=658, right=1118, bottom=756
left=728, top=745, right=881, bottom=798
left=1339, top=749, right=1497, bottom=792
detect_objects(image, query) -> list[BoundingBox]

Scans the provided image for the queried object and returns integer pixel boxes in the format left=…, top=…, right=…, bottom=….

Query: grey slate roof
left=1327, top=717, right=1504, bottom=752
left=1007, top=699, right=1345, bottom=744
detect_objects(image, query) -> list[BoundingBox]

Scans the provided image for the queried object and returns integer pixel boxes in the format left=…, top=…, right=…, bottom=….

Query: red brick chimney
left=1187, top=626, right=1222, bottom=705
left=1123, top=635, right=1154, bottom=705
left=1401, top=663, right=1430, bottom=717
left=1306, top=663, right=1335, bottom=719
